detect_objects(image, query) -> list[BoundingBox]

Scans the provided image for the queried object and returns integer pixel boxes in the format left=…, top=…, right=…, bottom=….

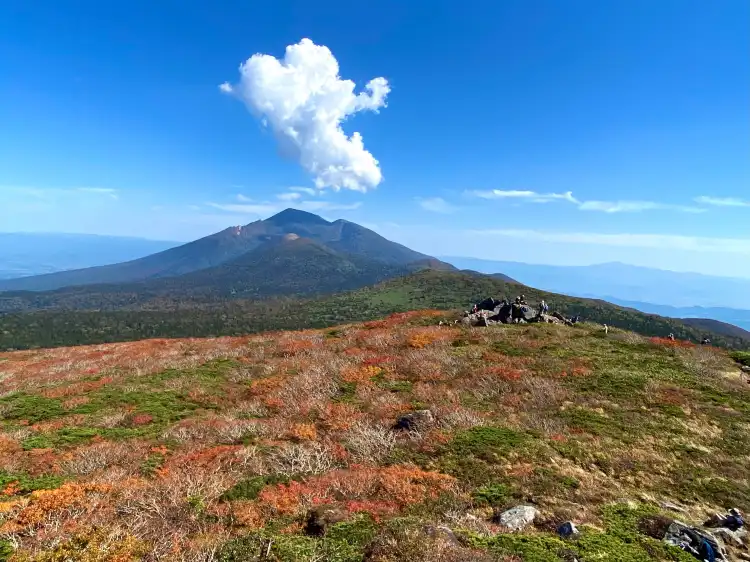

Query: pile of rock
left=459, top=296, right=578, bottom=328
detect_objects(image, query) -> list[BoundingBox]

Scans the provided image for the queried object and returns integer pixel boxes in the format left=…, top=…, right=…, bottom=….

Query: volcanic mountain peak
left=264, top=208, right=331, bottom=227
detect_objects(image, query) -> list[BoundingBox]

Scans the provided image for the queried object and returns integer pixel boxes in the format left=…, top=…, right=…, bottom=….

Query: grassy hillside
left=0, top=311, right=747, bottom=560
left=1, top=271, right=747, bottom=352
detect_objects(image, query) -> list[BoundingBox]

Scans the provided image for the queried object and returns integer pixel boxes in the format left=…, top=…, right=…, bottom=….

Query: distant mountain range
left=0, top=233, right=177, bottom=280
left=443, top=257, right=750, bottom=311
left=0, top=209, right=455, bottom=310
left=2, top=210, right=749, bottom=347
left=0, top=209, right=441, bottom=293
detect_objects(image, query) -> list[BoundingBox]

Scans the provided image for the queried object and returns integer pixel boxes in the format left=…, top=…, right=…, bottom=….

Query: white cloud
left=579, top=201, right=705, bottom=213
left=695, top=196, right=750, bottom=207
left=465, top=228, right=750, bottom=253
left=236, top=194, right=252, bottom=202
left=76, top=187, right=118, bottom=196
left=468, top=189, right=578, bottom=204
left=206, top=199, right=361, bottom=216
left=208, top=202, right=280, bottom=215
left=290, top=187, right=319, bottom=196
left=221, top=38, right=390, bottom=192
left=298, top=201, right=362, bottom=212
left=417, top=197, right=456, bottom=214
left=3, top=186, right=119, bottom=201
left=277, top=192, right=302, bottom=201
left=467, top=188, right=707, bottom=214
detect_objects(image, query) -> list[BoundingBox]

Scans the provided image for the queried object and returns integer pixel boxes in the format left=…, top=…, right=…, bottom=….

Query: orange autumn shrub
left=486, top=365, right=524, bottom=381
left=1, top=482, right=111, bottom=533
left=319, top=402, right=364, bottom=432
left=279, top=339, right=315, bottom=355
left=288, top=423, right=318, bottom=441
left=231, top=501, right=265, bottom=527
left=168, top=445, right=242, bottom=471
left=341, top=365, right=381, bottom=384
left=249, top=375, right=285, bottom=396
left=257, top=464, right=455, bottom=518
left=41, top=376, right=114, bottom=399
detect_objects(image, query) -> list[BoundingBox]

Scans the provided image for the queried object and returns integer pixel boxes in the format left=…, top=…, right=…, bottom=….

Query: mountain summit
left=0, top=210, right=448, bottom=292
left=265, top=208, right=331, bottom=226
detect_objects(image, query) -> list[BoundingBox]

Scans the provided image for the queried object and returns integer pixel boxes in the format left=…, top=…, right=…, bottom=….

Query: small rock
left=424, top=524, right=460, bottom=546
left=713, top=527, right=747, bottom=548
left=304, top=505, right=349, bottom=536
left=395, top=410, right=435, bottom=431
left=659, top=501, right=688, bottom=514
left=557, top=521, right=579, bottom=538
left=494, top=505, right=539, bottom=531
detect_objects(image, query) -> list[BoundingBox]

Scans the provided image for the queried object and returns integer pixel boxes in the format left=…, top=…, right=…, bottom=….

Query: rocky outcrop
left=304, top=505, right=350, bottom=536
left=459, top=297, right=577, bottom=327
left=493, top=505, right=539, bottom=531
left=395, top=410, right=435, bottom=431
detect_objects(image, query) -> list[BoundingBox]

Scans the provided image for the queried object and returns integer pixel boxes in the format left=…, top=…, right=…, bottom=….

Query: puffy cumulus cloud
left=220, top=38, right=390, bottom=192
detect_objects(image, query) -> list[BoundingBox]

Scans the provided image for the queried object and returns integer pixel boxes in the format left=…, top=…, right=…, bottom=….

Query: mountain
left=2, top=270, right=748, bottom=351
left=0, top=233, right=177, bottom=280
left=681, top=317, right=750, bottom=340
left=0, top=210, right=436, bottom=292
left=601, top=297, right=750, bottom=332
left=443, top=257, right=750, bottom=309
left=0, top=234, right=447, bottom=313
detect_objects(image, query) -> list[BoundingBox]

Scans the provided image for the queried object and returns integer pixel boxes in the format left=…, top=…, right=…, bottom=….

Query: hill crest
left=0, top=310, right=748, bottom=560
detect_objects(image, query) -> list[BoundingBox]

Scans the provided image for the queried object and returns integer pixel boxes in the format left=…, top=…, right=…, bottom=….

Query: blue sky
left=1, top=0, right=749, bottom=276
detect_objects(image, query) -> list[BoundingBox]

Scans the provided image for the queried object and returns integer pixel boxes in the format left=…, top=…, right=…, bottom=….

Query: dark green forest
left=1, top=271, right=745, bottom=351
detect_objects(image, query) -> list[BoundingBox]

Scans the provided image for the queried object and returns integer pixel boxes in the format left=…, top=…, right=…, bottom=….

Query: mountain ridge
left=0, top=209, right=440, bottom=292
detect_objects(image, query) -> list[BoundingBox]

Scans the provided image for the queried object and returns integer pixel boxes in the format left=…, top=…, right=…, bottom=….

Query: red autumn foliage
left=486, top=365, right=524, bottom=381
left=129, top=413, right=154, bottom=426
left=650, top=337, right=695, bottom=348
left=257, top=464, right=455, bottom=517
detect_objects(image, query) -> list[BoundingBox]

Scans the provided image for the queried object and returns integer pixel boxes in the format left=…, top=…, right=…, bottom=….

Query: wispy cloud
left=3, top=186, right=119, bottom=201
left=221, top=38, right=390, bottom=192
left=579, top=200, right=705, bottom=214
left=206, top=199, right=361, bottom=216
left=277, top=192, right=302, bottom=201
left=467, top=189, right=578, bottom=204
left=297, top=201, right=361, bottom=212
left=465, top=228, right=750, bottom=253
left=290, top=187, right=319, bottom=196
left=694, top=196, right=750, bottom=208
left=466, top=188, right=709, bottom=214
left=207, top=202, right=280, bottom=215
left=417, top=197, right=456, bottom=214
left=76, top=187, right=118, bottom=199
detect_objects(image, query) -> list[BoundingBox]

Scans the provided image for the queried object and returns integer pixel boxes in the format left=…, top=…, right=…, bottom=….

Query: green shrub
left=0, top=471, right=64, bottom=495
left=221, top=474, right=292, bottom=502
left=450, top=426, right=528, bottom=459
left=0, top=393, right=65, bottom=423
left=471, top=482, right=513, bottom=506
